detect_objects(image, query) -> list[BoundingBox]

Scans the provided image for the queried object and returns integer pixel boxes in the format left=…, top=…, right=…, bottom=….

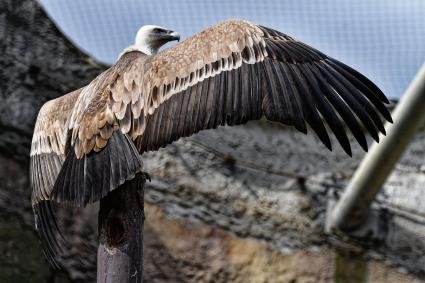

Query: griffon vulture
left=30, top=19, right=392, bottom=266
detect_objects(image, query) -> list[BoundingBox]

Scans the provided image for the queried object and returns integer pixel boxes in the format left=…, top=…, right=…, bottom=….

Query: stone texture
left=0, top=0, right=425, bottom=282
left=143, top=204, right=424, bottom=283
left=0, top=0, right=106, bottom=159
left=142, top=121, right=425, bottom=280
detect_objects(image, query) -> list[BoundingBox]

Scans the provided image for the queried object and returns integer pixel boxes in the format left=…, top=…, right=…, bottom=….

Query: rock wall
left=0, top=0, right=424, bottom=282
left=142, top=120, right=425, bottom=282
left=0, top=0, right=104, bottom=281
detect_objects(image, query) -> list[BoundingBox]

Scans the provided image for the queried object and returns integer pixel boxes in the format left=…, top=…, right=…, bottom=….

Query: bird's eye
left=152, top=28, right=162, bottom=33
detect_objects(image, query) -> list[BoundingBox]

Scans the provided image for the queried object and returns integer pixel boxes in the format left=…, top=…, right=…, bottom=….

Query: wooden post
left=97, top=173, right=146, bottom=283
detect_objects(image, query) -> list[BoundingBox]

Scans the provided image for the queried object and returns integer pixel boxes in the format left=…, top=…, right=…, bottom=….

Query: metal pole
left=328, top=62, right=425, bottom=232
left=97, top=173, right=146, bottom=283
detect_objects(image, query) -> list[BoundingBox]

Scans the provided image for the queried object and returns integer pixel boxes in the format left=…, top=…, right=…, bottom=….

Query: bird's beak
left=166, top=30, right=180, bottom=42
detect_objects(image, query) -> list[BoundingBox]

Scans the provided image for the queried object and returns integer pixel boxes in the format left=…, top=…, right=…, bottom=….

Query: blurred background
left=0, top=0, right=424, bottom=282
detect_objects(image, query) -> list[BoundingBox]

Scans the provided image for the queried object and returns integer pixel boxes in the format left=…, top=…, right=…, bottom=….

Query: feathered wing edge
left=32, top=201, right=64, bottom=268
left=52, top=130, right=144, bottom=207
left=64, top=20, right=392, bottom=162
left=31, top=131, right=145, bottom=267
left=30, top=88, right=83, bottom=267
left=134, top=27, right=392, bottom=156
left=30, top=153, right=66, bottom=268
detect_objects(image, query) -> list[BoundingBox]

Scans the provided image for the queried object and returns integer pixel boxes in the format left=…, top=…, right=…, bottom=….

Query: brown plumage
left=30, top=19, right=392, bottom=266
left=30, top=88, right=82, bottom=266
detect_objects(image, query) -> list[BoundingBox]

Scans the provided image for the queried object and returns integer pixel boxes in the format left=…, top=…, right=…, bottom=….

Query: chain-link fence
left=40, top=0, right=425, bottom=99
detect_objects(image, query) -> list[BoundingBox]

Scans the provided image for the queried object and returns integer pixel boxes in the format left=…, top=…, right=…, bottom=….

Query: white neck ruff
left=117, top=45, right=158, bottom=61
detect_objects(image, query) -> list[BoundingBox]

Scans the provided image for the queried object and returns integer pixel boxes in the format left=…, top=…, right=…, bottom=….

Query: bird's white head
left=134, top=25, right=180, bottom=55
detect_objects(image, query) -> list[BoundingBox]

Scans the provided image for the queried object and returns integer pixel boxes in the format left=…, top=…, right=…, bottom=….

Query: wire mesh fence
left=39, top=0, right=425, bottom=99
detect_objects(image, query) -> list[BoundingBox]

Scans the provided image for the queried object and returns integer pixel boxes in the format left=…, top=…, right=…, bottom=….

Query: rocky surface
left=143, top=204, right=424, bottom=283
left=0, top=0, right=425, bottom=282
left=142, top=120, right=425, bottom=281
left=0, top=0, right=104, bottom=281
left=0, top=0, right=105, bottom=159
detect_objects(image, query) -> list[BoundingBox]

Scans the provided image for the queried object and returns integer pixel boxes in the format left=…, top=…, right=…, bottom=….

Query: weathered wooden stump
left=97, top=173, right=146, bottom=283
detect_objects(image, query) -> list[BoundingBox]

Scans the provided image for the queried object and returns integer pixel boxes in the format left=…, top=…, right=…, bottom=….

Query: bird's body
left=30, top=19, right=392, bottom=266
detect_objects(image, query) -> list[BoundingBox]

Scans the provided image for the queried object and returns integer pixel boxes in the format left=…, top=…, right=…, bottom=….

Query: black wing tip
left=380, top=93, right=390, bottom=104
left=340, top=141, right=352, bottom=157
left=326, top=57, right=391, bottom=109
left=359, top=141, right=369, bottom=153
left=316, top=58, right=394, bottom=149
left=323, top=139, right=333, bottom=152
left=295, top=123, right=308, bottom=134
left=33, top=201, right=65, bottom=269
left=370, top=130, right=380, bottom=143
left=378, top=103, right=393, bottom=123
left=258, top=28, right=393, bottom=150
left=52, top=130, right=143, bottom=207
left=345, top=147, right=353, bottom=157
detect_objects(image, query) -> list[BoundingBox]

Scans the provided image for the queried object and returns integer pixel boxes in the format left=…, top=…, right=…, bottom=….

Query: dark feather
left=52, top=131, right=143, bottom=207
left=275, top=63, right=307, bottom=133
left=33, top=201, right=65, bottom=269
left=327, top=58, right=389, bottom=104
left=225, top=67, right=235, bottom=125
left=307, top=62, right=369, bottom=151
left=30, top=152, right=68, bottom=267
left=135, top=23, right=391, bottom=156
left=232, top=66, right=243, bottom=125
left=204, top=74, right=217, bottom=128
left=285, top=63, right=332, bottom=150
left=325, top=58, right=392, bottom=122
left=316, top=63, right=380, bottom=142
left=297, top=63, right=352, bottom=155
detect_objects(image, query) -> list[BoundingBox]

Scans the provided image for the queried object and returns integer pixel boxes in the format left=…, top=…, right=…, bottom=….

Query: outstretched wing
left=52, top=52, right=145, bottom=207
left=135, top=20, right=392, bottom=154
left=55, top=19, right=391, bottom=207
left=30, top=88, right=82, bottom=267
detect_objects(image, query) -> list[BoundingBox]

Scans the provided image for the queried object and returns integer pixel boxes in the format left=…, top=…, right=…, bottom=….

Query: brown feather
left=66, top=19, right=390, bottom=161
left=31, top=19, right=391, bottom=267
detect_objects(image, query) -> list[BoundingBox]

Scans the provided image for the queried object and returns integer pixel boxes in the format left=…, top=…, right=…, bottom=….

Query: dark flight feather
left=52, top=131, right=143, bottom=206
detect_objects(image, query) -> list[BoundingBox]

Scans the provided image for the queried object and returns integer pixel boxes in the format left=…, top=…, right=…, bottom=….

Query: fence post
left=97, top=173, right=146, bottom=283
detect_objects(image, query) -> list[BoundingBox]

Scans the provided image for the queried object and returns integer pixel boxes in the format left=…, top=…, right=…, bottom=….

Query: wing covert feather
left=68, top=19, right=391, bottom=159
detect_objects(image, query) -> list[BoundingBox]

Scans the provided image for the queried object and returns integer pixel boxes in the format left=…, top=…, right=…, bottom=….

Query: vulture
left=30, top=19, right=392, bottom=266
